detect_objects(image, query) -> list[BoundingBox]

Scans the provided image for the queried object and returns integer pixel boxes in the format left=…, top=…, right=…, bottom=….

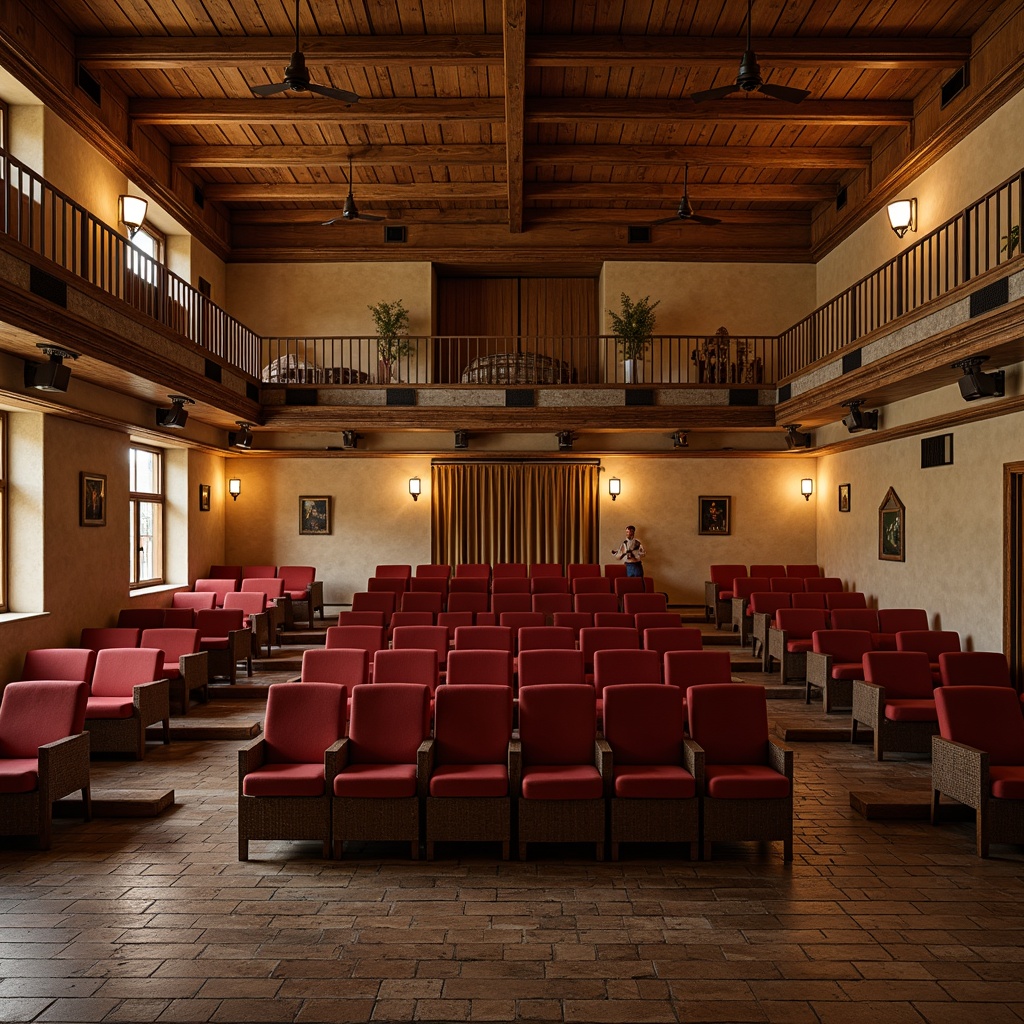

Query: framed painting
left=198, top=483, right=211, bottom=511
left=698, top=495, right=731, bottom=536
left=838, top=483, right=851, bottom=513
left=80, top=472, right=107, bottom=527
left=878, top=487, right=905, bottom=561
left=299, top=495, right=332, bottom=535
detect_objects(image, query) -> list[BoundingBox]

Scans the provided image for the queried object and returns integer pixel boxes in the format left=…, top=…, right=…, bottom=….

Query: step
left=146, top=719, right=262, bottom=740
left=773, top=719, right=870, bottom=742
left=849, top=790, right=974, bottom=821
left=55, top=788, right=175, bottom=819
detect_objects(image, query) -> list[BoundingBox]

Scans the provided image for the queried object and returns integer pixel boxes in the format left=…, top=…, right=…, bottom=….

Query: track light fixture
left=672, top=431, right=689, bottom=449
left=783, top=424, right=812, bottom=449
left=229, top=421, right=254, bottom=450
left=454, top=430, right=469, bottom=450
left=952, top=355, right=1005, bottom=402
left=156, top=394, right=195, bottom=429
left=24, top=344, right=79, bottom=393
left=557, top=431, right=575, bottom=451
left=341, top=430, right=360, bottom=449
left=841, top=399, right=879, bottom=433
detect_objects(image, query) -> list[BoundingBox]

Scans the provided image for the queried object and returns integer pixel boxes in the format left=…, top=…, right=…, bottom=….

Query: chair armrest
left=179, top=651, right=209, bottom=689
left=37, top=732, right=91, bottom=802
left=334, top=737, right=351, bottom=772
left=767, top=627, right=785, bottom=655
left=595, top=738, right=613, bottom=794
left=238, top=737, right=267, bottom=793
left=767, top=739, right=794, bottom=781
left=932, top=736, right=989, bottom=810
left=682, top=738, right=704, bottom=789
left=307, top=580, right=325, bottom=609
left=228, top=628, right=251, bottom=660
left=134, top=678, right=170, bottom=726
left=804, top=651, right=831, bottom=686
left=508, top=738, right=522, bottom=793
left=324, top=738, right=345, bottom=788
left=851, top=679, right=884, bottom=726
left=417, top=738, right=434, bottom=798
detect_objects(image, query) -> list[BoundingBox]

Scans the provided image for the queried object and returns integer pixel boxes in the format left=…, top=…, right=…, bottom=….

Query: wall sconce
left=119, top=194, right=149, bottom=239
left=800, top=478, right=814, bottom=501
left=609, top=477, right=621, bottom=501
left=409, top=477, right=421, bottom=501
left=886, top=197, right=917, bottom=238
left=228, top=478, right=241, bottom=501
left=155, top=394, right=194, bottom=429
left=24, top=343, right=78, bottom=392
left=672, top=430, right=688, bottom=449
left=229, top=422, right=254, bottom=449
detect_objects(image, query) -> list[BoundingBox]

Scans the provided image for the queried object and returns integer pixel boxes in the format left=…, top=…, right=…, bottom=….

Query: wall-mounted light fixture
left=886, top=197, right=917, bottom=238
left=672, top=430, right=688, bottom=449
left=119, top=194, right=149, bottom=239
left=24, top=344, right=79, bottom=393
left=800, top=478, right=814, bottom=501
left=952, top=355, right=1005, bottom=401
left=409, top=477, right=421, bottom=501
left=841, top=399, right=879, bottom=433
left=155, top=394, right=195, bottom=429
left=784, top=424, right=812, bottom=449
left=608, top=477, right=621, bottom=501
left=228, top=478, right=241, bottom=501
left=557, top=431, right=574, bottom=451
left=229, top=422, right=254, bottom=449
left=341, top=430, right=359, bottom=449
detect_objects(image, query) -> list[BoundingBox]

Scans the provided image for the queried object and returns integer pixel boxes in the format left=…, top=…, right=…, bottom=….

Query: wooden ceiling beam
left=527, top=182, right=837, bottom=202
left=206, top=182, right=507, bottom=201
left=173, top=143, right=505, bottom=167
left=530, top=145, right=870, bottom=168
left=503, top=0, right=526, bottom=235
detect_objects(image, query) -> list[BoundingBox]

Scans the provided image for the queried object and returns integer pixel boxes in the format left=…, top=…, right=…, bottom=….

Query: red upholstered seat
left=530, top=576, right=570, bottom=595
left=445, top=649, right=513, bottom=687
left=337, top=684, right=431, bottom=774
left=786, top=564, right=821, bottom=578
left=622, top=593, right=668, bottom=616
left=593, top=649, right=661, bottom=720
left=939, top=651, right=1012, bottom=687
left=934, top=685, right=1024, bottom=762
left=517, top=626, right=576, bottom=653
left=989, top=768, right=1024, bottom=799
left=567, top=563, right=601, bottom=581
left=830, top=608, right=880, bottom=633
left=877, top=608, right=929, bottom=633
left=493, top=563, right=528, bottom=579
left=552, top=612, right=593, bottom=641
left=612, top=765, right=694, bottom=799
left=531, top=593, right=573, bottom=620
left=172, top=591, right=217, bottom=611
left=90, top=647, right=162, bottom=698
left=790, top=592, right=827, bottom=609
left=896, top=630, right=961, bottom=681
left=278, top=565, right=315, bottom=599
left=594, top=612, right=635, bottom=629
left=769, top=577, right=804, bottom=594
left=430, top=763, right=508, bottom=798
left=372, top=649, right=440, bottom=696
left=604, top=563, right=627, bottom=580
left=749, top=592, right=791, bottom=618
left=775, top=608, right=828, bottom=637
left=367, top=576, right=407, bottom=596
left=325, top=625, right=387, bottom=670
left=429, top=685, right=512, bottom=799
left=633, top=612, right=682, bottom=632
left=613, top=577, right=646, bottom=599
left=455, top=563, right=490, bottom=579
left=400, top=591, right=443, bottom=615
left=117, top=608, right=165, bottom=630
left=709, top=564, right=746, bottom=598
left=140, top=628, right=201, bottom=680
left=242, top=763, right=328, bottom=798
left=193, top=578, right=237, bottom=607
left=579, top=626, right=640, bottom=683
left=521, top=765, right=603, bottom=800
left=750, top=564, right=785, bottom=579
left=21, top=648, right=95, bottom=683
left=517, top=649, right=585, bottom=687
left=80, top=627, right=140, bottom=651
left=826, top=591, right=868, bottom=610
left=663, top=650, right=732, bottom=689
left=243, top=565, right=277, bottom=580
left=391, top=625, right=449, bottom=674
left=333, top=763, right=417, bottom=798
left=0, top=758, right=41, bottom=794
left=416, top=564, right=452, bottom=579
left=454, top=625, right=513, bottom=652
left=852, top=651, right=938, bottom=759
left=804, top=577, right=844, bottom=593
left=491, top=593, right=533, bottom=615
left=388, top=611, right=434, bottom=641
left=301, top=647, right=368, bottom=689
left=574, top=592, right=619, bottom=615
left=351, top=591, right=395, bottom=625
left=705, top=764, right=791, bottom=799
left=335, top=611, right=386, bottom=628
left=572, top=576, right=613, bottom=595
left=1, top=680, right=88, bottom=752
left=812, top=629, right=873, bottom=664
left=208, top=564, right=242, bottom=583
left=447, top=591, right=489, bottom=615
left=884, top=700, right=938, bottom=722
left=84, top=696, right=136, bottom=719
left=529, top=563, right=563, bottom=578
left=643, top=627, right=702, bottom=658
left=786, top=639, right=814, bottom=653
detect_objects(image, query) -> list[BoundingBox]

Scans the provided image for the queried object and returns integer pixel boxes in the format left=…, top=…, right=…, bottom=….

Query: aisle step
left=55, top=788, right=175, bottom=819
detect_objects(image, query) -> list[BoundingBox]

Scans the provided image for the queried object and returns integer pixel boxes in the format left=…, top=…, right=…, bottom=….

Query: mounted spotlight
left=454, top=430, right=469, bottom=450
left=952, top=355, right=1005, bottom=401
left=24, top=344, right=79, bottom=392
left=557, top=431, right=575, bottom=452
left=156, top=394, right=195, bottom=429
left=841, top=399, right=879, bottom=433
left=341, top=430, right=360, bottom=449
left=229, top=421, right=254, bottom=450
left=672, top=431, right=689, bottom=449
left=783, top=424, right=812, bottom=449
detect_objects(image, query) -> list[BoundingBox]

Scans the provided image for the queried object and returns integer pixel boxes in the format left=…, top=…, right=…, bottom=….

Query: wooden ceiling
left=41, top=1, right=997, bottom=263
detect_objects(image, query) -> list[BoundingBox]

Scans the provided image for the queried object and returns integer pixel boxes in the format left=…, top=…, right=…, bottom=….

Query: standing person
left=612, top=525, right=646, bottom=578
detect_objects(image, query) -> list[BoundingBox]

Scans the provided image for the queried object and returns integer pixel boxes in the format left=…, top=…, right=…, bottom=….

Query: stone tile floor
left=3, top=636, right=1024, bottom=1023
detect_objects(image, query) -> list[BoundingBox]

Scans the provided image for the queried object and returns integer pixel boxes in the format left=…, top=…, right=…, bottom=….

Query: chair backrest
left=455, top=563, right=490, bottom=579
left=804, top=577, right=844, bottom=593
left=375, top=564, right=412, bottom=580
left=193, top=578, right=237, bottom=606
left=579, top=626, right=640, bottom=671
left=603, top=562, right=627, bottom=579
left=934, top=686, right=1024, bottom=764
left=529, top=563, right=563, bottom=578
left=415, top=564, right=452, bottom=579
left=769, top=577, right=805, bottom=594
left=224, top=591, right=267, bottom=616
left=811, top=629, right=874, bottom=662
left=863, top=650, right=935, bottom=700
left=774, top=608, right=829, bottom=638
left=731, top=577, right=771, bottom=602
left=877, top=608, right=929, bottom=633
left=372, top=648, right=440, bottom=693
left=263, top=681, right=347, bottom=764
left=750, top=564, right=786, bottom=579
left=172, top=591, right=217, bottom=611
left=518, top=649, right=586, bottom=687
left=786, top=564, right=821, bottom=578
left=140, top=628, right=201, bottom=661
left=574, top=592, right=619, bottom=615
left=663, top=650, right=733, bottom=689
left=593, top=648, right=662, bottom=695
left=80, top=627, right=140, bottom=651
left=400, top=591, right=443, bottom=615
left=437, top=611, right=474, bottom=637
left=301, top=647, right=368, bottom=687
left=491, top=578, right=532, bottom=595
left=518, top=683, right=597, bottom=766
left=0, top=680, right=89, bottom=757
left=498, top=612, right=545, bottom=637
left=612, top=577, right=646, bottom=598
left=335, top=611, right=386, bottom=628
left=434, top=685, right=513, bottom=765
left=347, top=683, right=431, bottom=764
left=391, top=625, right=449, bottom=667
left=686, top=683, right=769, bottom=765
left=531, top=593, right=573, bottom=618
left=603, top=684, right=684, bottom=766
left=517, top=625, right=577, bottom=653
left=552, top=611, right=593, bottom=640
left=195, top=608, right=245, bottom=638
left=826, top=591, right=868, bottom=610
left=567, top=563, right=601, bottom=581
left=242, top=564, right=276, bottom=580
left=491, top=593, right=533, bottom=616
left=387, top=611, right=435, bottom=639
left=790, top=592, right=827, bottom=609
left=829, top=608, right=880, bottom=632
left=445, top=649, right=514, bottom=687
left=367, top=576, right=408, bottom=596
left=277, top=565, right=316, bottom=592
left=895, top=630, right=961, bottom=661
left=749, top=592, right=791, bottom=617
left=352, top=591, right=396, bottom=624
left=642, top=627, right=703, bottom=657
left=572, top=576, right=613, bottom=595
left=162, top=608, right=194, bottom=628
left=410, top=576, right=449, bottom=597
left=453, top=625, right=513, bottom=653
left=208, top=564, right=243, bottom=582
left=594, top=612, right=635, bottom=628
left=325, top=625, right=387, bottom=656
left=91, top=647, right=162, bottom=698
left=446, top=592, right=489, bottom=614
left=492, top=562, right=527, bottom=579
left=633, top=611, right=683, bottom=632
left=621, top=592, right=668, bottom=615
left=709, top=564, right=747, bottom=588
left=241, top=577, right=285, bottom=599
left=938, top=651, right=1012, bottom=688
left=21, top=648, right=95, bottom=683
left=116, top=608, right=165, bottom=630
left=530, top=576, right=569, bottom=594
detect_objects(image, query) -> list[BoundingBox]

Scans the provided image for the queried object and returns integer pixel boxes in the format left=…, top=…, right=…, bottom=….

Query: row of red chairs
left=238, top=681, right=792, bottom=863
left=742, top=589, right=866, bottom=648
left=376, top=562, right=635, bottom=583
left=705, top=564, right=824, bottom=626
left=365, top=574, right=657, bottom=602
left=200, top=565, right=323, bottom=629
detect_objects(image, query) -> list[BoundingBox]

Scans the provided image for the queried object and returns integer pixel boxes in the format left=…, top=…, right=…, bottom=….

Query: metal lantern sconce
left=228, top=478, right=241, bottom=501
left=801, top=478, right=814, bottom=501
left=119, top=195, right=148, bottom=239
left=409, top=477, right=421, bottom=501
left=609, top=477, right=621, bottom=501
left=886, top=198, right=917, bottom=238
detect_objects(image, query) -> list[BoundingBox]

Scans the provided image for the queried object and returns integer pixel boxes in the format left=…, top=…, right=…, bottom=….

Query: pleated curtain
left=430, top=461, right=599, bottom=566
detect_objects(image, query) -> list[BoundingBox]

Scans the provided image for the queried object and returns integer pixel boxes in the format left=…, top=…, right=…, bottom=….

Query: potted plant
left=368, top=299, right=412, bottom=383
left=608, top=292, right=660, bottom=383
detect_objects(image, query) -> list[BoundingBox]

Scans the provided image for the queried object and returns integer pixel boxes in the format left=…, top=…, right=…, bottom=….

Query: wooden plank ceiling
left=62, top=0, right=985, bottom=265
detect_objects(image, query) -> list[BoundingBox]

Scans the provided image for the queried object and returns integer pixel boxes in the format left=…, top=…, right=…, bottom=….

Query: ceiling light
left=952, top=355, right=1005, bottom=401
left=784, top=424, right=812, bottom=449
left=24, top=344, right=79, bottom=392
left=886, top=197, right=917, bottom=238
left=672, top=431, right=688, bottom=449
left=156, top=394, right=195, bottom=429
left=230, top=422, right=254, bottom=449
left=119, top=194, right=148, bottom=239
left=841, top=399, right=879, bottom=433
left=557, top=431, right=574, bottom=451
left=454, top=430, right=469, bottom=450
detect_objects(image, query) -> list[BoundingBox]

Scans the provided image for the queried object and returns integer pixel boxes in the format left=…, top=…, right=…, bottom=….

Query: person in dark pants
left=612, top=525, right=646, bottom=577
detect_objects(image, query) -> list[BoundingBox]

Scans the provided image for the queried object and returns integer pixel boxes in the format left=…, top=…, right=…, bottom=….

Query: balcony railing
left=0, top=145, right=1020, bottom=390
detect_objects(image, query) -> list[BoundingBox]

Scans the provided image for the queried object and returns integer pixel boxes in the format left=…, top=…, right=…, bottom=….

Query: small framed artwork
left=80, top=472, right=107, bottom=527
left=878, top=486, right=905, bottom=562
left=698, top=495, right=731, bottom=536
left=299, top=495, right=332, bottom=535
left=838, top=483, right=851, bottom=513
left=198, top=483, right=211, bottom=512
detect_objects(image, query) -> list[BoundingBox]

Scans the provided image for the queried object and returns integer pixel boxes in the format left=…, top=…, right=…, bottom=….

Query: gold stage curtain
left=431, top=461, right=599, bottom=566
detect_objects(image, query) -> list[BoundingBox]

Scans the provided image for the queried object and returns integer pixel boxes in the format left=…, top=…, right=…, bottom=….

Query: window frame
left=129, top=443, right=164, bottom=588
left=0, top=411, right=7, bottom=611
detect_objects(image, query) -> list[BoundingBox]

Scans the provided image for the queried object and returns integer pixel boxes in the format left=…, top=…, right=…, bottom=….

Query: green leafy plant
left=368, top=299, right=412, bottom=381
left=608, top=292, right=660, bottom=361
left=1001, top=224, right=1020, bottom=258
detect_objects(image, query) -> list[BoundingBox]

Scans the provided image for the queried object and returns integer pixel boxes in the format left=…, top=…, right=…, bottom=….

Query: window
left=128, top=221, right=165, bottom=285
left=129, top=445, right=163, bottom=587
left=0, top=412, right=6, bottom=611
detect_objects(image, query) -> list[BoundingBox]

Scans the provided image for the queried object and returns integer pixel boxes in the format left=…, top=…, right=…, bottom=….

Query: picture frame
left=80, top=472, right=107, bottom=527
left=838, top=483, right=851, bottom=513
left=698, top=495, right=731, bottom=536
left=299, top=495, right=332, bottom=535
left=878, top=486, right=905, bottom=561
left=198, top=483, right=211, bottom=512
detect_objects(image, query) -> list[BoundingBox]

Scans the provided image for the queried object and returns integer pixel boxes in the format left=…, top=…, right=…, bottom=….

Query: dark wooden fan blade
left=689, top=214, right=722, bottom=226
left=250, top=81, right=292, bottom=97
left=306, top=81, right=361, bottom=103
left=649, top=216, right=680, bottom=226
left=356, top=212, right=385, bottom=222
left=757, top=82, right=810, bottom=103
left=690, top=83, right=741, bottom=103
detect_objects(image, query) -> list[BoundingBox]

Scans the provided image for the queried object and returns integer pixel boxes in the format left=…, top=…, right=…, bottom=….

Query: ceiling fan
left=650, top=165, right=721, bottom=227
left=690, top=0, right=810, bottom=104
left=249, top=0, right=359, bottom=103
left=322, top=157, right=385, bottom=224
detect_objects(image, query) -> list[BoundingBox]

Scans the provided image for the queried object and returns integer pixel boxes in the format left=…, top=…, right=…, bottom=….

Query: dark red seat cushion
left=884, top=699, right=937, bottom=722
left=521, top=765, right=602, bottom=800
left=429, top=763, right=508, bottom=798
left=990, top=766, right=1024, bottom=800
left=333, top=763, right=418, bottom=798
left=613, top=765, right=695, bottom=799
left=85, top=696, right=135, bottom=719
left=786, top=640, right=813, bottom=653
left=705, top=764, right=791, bottom=799
left=831, top=662, right=865, bottom=680
left=0, top=758, right=39, bottom=793
left=242, top=763, right=325, bottom=797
